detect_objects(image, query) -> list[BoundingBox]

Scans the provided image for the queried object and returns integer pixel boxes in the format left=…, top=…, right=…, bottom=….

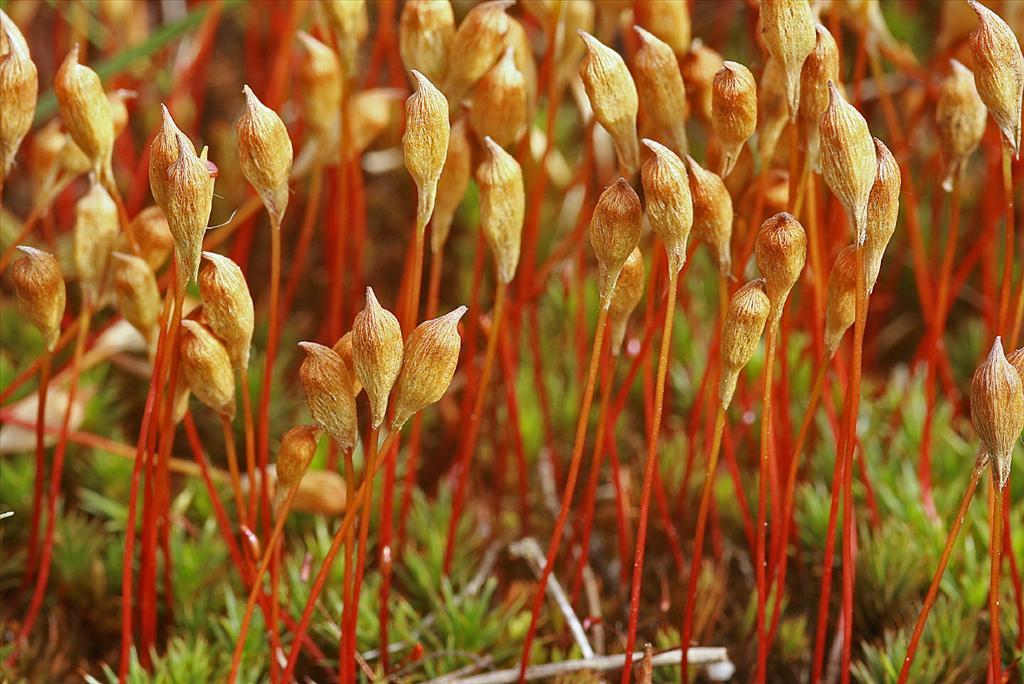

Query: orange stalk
left=621, top=271, right=679, bottom=681
left=23, top=349, right=51, bottom=584
left=755, top=325, right=778, bottom=682
left=442, top=281, right=508, bottom=573
left=897, top=464, right=983, bottom=683
left=518, top=303, right=610, bottom=683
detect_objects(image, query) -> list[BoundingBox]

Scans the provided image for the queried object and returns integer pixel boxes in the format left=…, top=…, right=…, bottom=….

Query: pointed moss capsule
left=633, top=27, right=689, bottom=157
left=589, top=178, right=643, bottom=303
left=198, top=252, right=255, bottom=369
left=711, top=61, right=757, bottom=177
left=0, top=12, right=37, bottom=180
left=73, top=178, right=119, bottom=305
left=634, top=0, right=690, bottom=56
left=640, top=139, right=692, bottom=275
left=797, top=24, right=839, bottom=172
left=180, top=320, right=236, bottom=419
left=391, top=306, right=467, bottom=430
left=403, top=70, right=450, bottom=230
left=236, top=85, right=292, bottom=224
left=12, top=246, right=66, bottom=352
left=149, top=105, right=193, bottom=211
left=55, top=45, right=114, bottom=185
left=819, top=82, right=875, bottom=243
left=332, top=331, right=362, bottom=397
left=720, top=279, right=771, bottom=408
left=273, top=425, right=321, bottom=516
left=760, top=0, right=816, bottom=120
left=399, top=0, right=455, bottom=85
left=471, top=46, right=527, bottom=148
left=681, top=39, right=723, bottom=124
left=164, top=134, right=216, bottom=288
left=865, top=138, right=900, bottom=292
left=352, top=287, right=404, bottom=429
left=430, top=115, right=471, bottom=255
left=298, top=342, right=358, bottom=452
left=971, top=338, right=1024, bottom=489
left=477, top=137, right=525, bottom=284
left=755, top=212, right=807, bottom=325
left=443, top=0, right=513, bottom=105
left=608, top=247, right=645, bottom=356
left=936, top=60, right=987, bottom=190
left=685, top=155, right=733, bottom=276
left=824, top=244, right=857, bottom=358
left=968, top=0, right=1024, bottom=156
left=296, top=31, right=343, bottom=147
left=578, top=30, right=640, bottom=175
left=111, top=252, right=161, bottom=350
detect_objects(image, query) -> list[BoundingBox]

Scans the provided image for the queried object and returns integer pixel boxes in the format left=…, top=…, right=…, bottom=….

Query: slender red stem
left=12, top=304, right=92, bottom=660
left=517, top=303, right=610, bottom=683
left=755, top=325, right=779, bottom=682
left=258, top=217, right=283, bottom=536
left=680, top=404, right=727, bottom=676
left=24, top=350, right=51, bottom=584
left=990, top=477, right=1004, bottom=680
left=621, top=272, right=678, bottom=681
left=897, top=464, right=983, bottom=683
left=280, top=431, right=401, bottom=682
left=443, top=281, right=508, bottom=573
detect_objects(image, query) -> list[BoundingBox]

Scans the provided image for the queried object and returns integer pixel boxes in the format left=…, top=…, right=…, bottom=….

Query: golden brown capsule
left=578, top=30, right=640, bottom=175
left=106, top=89, right=133, bottom=137
left=431, top=114, right=472, bottom=255
left=477, top=137, right=525, bottom=284
left=54, top=45, right=114, bottom=185
left=273, top=424, right=322, bottom=515
left=711, top=61, right=757, bottom=178
left=865, top=138, right=900, bottom=292
left=968, top=0, right=1024, bottom=156
left=320, top=0, right=368, bottom=80
left=180, top=319, right=236, bottom=419
left=758, top=56, right=789, bottom=168
left=0, top=12, right=37, bottom=179
left=403, top=70, right=450, bottom=230
left=111, top=252, right=161, bottom=349
left=589, top=178, right=643, bottom=302
left=149, top=105, right=193, bottom=211
left=444, top=0, right=513, bottom=105
left=352, top=287, right=404, bottom=429
left=298, top=341, right=358, bottom=452
left=971, top=337, right=1024, bottom=489
left=332, top=330, right=362, bottom=397
left=633, top=0, right=690, bottom=56
left=819, top=81, right=875, bottom=243
left=640, top=139, right=692, bottom=275
left=391, top=306, right=467, bottom=429
left=345, top=88, right=401, bottom=159
left=633, top=27, right=689, bottom=157
left=1006, top=347, right=1024, bottom=385
left=236, top=85, right=292, bottom=224
left=685, top=155, right=733, bottom=276
left=608, top=247, right=645, bottom=356
left=29, top=120, right=64, bottom=192
left=823, top=244, right=857, bottom=358
left=198, top=252, right=255, bottom=369
left=290, top=469, right=347, bottom=516
left=681, top=39, right=723, bottom=124
left=720, top=279, right=771, bottom=408
left=936, top=59, right=987, bottom=190
left=399, top=0, right=455, bottom=85
left=164, top=134, right=216, bottom=288
left=11, top=246, right=66, bottom=351
left=296, top=31, right=343, bottom=147
left=471, top=46, right=527, bottom=147
left=797, top=24, right=840, bottom=172
left=759, top=0, right=816, bottom=120
left=73, top=178, right=119, bottom=305
left=755, top=212, right=807, bottom=325
left=125, top=206, right=173, bottom=271
left=507, top=17, right=538, bottom=118
left=555, top=1, right=594, bottom=88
